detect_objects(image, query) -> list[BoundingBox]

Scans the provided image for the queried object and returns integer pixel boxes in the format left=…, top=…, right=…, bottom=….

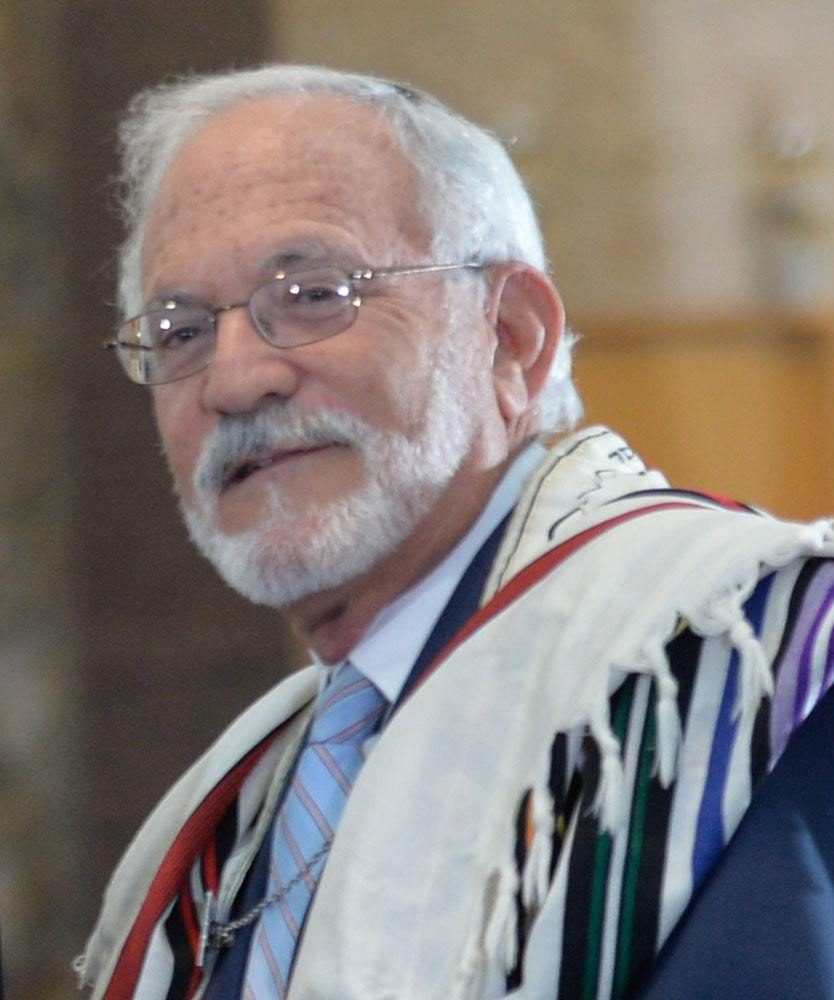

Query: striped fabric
left=243, top=663, right=387, bottom=997
left=120, top=731, right=296, bottom=999
left=506, top=557, right=834, bottom=998
left=135, top=559, right=834, bottom=1000
left=79, top=425, right=834, bottom=1000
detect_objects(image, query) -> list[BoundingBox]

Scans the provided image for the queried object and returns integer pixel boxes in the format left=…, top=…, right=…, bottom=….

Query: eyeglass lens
left=116, top=266, right=361, bottom=385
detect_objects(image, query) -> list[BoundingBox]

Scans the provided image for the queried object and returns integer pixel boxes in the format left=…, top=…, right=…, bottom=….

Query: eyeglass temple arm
left=361, top=261, right=484, bottom=279
left=101, top=340, right=153, bottom=352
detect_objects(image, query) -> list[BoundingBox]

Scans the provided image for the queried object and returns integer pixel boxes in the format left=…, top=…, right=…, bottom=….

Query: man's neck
left=285, top=460, right=513, bottom=663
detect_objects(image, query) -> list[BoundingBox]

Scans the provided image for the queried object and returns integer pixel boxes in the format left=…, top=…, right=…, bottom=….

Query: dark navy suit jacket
left=636, top=679, right=834, bottom=1000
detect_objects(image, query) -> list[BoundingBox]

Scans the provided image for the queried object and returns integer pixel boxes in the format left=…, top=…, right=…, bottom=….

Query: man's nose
left=201, top=307, right=300, bottom=414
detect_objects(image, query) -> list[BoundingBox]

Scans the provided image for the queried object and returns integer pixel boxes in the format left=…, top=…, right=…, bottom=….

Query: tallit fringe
left=484, top=862, right=520, bottom=974
left=454, top=934, right=486, bottom=1000
left=585, top=592, right=771, bottom=828
left=693, top=591, right=773, bottom=723
left=589, top=713, right=626, bottom=833
left=454, top=862, right=520, bottom=1000
left=731, top=615, right=773, bottom=719
left=642, top=638, right=682, bottom=787
left=795, top=518, right=834, bottom=553
left=72, top=951, right=89, bottom=986
left=521, top=784, right=555, bottom=912
left=456, top=785, right=555, bottom=997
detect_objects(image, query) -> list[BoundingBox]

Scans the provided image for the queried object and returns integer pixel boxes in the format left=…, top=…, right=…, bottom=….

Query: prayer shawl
left=78, top=427, right=834, bottom=999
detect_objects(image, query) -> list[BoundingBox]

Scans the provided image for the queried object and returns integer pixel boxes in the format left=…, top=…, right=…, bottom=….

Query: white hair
left=115, top=63, right=582, bottom=430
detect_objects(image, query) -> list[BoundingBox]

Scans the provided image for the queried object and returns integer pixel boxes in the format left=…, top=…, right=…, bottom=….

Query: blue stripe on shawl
left=691, top=573, right=773, bottom=888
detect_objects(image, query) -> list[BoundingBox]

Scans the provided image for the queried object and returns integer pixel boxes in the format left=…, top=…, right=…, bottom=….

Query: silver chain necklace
left=196, top=671, right=389, bottom=969
left=196, top=841, right=332, bottom=967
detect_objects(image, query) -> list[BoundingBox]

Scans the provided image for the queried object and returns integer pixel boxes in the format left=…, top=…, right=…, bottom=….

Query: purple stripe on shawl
left=793, top=582, right=834, bottom=725
left=823, top=617, right=834, bottom=693
left=770, top=564, right=834, bottom=764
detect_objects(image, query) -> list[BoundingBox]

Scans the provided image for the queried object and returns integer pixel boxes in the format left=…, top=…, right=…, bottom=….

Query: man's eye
left=156, top=318, right=208, bottom=350
left=302, top=285, right=340, bottom=301
left=288, top=279, right=351, bottom=309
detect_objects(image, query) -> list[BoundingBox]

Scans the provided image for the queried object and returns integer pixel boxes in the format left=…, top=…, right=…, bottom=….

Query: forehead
left=142, top=95, right=430, bottom=295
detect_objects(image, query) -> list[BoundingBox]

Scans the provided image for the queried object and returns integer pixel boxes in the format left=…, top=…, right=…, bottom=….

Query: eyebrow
left=139, top=241, right=366, bottom=315
left=140, top=290, right=200, bottom=313
left=262, top=239, right=363, bottom=272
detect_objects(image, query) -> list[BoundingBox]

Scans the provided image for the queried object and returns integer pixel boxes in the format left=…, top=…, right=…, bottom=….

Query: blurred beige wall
left=273, top=1, right=834, bottom=515
left=0, top=4, right=81, bottom=996
left=273, top=1, right=834, bottom=317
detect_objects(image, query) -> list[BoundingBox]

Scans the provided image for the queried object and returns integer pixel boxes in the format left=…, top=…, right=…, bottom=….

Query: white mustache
left=192, top=402, right=371, bottom=500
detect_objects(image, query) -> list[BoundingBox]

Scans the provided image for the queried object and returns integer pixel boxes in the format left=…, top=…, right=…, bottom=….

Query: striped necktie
left=243, top=662, right=387, bottom=997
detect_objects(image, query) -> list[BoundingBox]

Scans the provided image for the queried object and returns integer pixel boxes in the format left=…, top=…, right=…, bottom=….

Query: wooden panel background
left=574, top=313, right=834, bottom=518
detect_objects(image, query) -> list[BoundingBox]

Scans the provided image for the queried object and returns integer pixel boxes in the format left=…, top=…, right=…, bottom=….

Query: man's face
left=142, top=96, right=507, bottom=607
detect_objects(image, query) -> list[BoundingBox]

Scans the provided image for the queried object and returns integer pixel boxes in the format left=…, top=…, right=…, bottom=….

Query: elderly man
left=80, top=66, right=834, bottom=999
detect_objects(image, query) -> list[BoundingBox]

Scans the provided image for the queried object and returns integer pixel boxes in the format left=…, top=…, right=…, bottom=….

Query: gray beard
left=178, top=328, right=483, bottom=607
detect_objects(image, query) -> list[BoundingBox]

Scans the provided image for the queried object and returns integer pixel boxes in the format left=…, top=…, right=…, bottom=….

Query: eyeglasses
left=104, top=260, right=483, bottom=386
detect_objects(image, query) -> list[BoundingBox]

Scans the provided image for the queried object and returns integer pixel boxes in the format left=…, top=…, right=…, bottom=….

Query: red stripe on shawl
left=179, top=885, right=203, bottom=1000
left=686, top=489, right=750, bottom=512
left=414, top=500, right=711, bottom=691
left=102, top=718, right=302, bottom=1000
left=202, top=833, right=220, bottom=896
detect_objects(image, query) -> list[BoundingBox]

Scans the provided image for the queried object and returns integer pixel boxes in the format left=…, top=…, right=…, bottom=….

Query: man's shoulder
left=78, top=665, right=319, bottom=995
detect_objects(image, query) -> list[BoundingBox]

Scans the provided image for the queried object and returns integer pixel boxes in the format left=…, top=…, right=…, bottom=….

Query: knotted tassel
left=589, top=713, right=626, bottom=833
left=642, top=638, right=682, bottom=787
left=521, top=784, right=555, bottom=913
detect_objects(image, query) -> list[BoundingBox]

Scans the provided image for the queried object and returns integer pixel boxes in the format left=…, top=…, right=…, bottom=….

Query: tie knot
left=310, top=662, right=387, bottom=745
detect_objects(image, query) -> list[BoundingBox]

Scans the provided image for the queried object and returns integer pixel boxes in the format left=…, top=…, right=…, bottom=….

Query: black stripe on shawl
left=507, top=788, right=534, bottom=990
left=610, top=681, right=660, bottom=998
left=555, top=731, right=603, bottom=995
left=557, top=676, right=637, bottom=997
left=506, top=735, right=572, bottom=989
left=548, top=732, right=574, bottom=877
left=622, top=625, right=701, bottom=994
left=163, top=888, right=199, bottom=1000
left=167, top=794, right=247, bottom=998
left=505, top=734, right=580, bottom=990
left=213, top=797, right=242, bottom=875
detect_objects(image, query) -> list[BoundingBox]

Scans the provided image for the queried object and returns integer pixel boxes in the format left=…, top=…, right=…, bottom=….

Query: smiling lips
left=224, top=445, right=331, bottom=490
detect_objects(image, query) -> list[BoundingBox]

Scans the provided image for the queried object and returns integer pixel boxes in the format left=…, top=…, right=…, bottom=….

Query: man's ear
left=487, top=264, right=564, bottom=430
